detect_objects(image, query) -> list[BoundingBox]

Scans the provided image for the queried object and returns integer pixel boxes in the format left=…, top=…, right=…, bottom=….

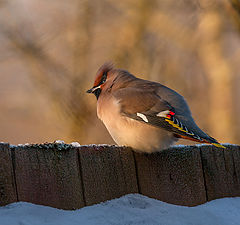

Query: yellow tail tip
left=211, top=143, right=226, bottom=149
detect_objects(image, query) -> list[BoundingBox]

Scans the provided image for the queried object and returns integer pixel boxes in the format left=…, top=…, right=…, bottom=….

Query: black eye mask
left=86, top=71, right=108, bottom=100
left=99, top=71, right=107, bottom=85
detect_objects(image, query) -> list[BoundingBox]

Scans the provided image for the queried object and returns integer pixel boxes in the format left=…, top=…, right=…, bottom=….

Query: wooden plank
left=224, top=145, right=240, bottom=197
left=200, top=144, right=240, bottom=201
left=0, top=143, right=17, bottom=206
left=231, top=145, right=240, bottom=196
left=14, top=143, right=84, bottom=209
left=135, top=146, right=206, bottom=206
left=79, top=145, right=138, bottom=206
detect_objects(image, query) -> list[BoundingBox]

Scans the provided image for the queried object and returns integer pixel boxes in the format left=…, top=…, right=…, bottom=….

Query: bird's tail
left=175, top=134, right=225, bottom=148
left=202, top=136, right=226, bottom=149
left=205, top=140, right=225, bottom=149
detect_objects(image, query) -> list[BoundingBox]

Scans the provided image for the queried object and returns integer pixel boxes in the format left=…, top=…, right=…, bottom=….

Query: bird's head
left=87, top=62, right=115, bottom=99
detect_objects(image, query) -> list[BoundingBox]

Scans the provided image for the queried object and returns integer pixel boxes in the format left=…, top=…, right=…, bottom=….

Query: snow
left=222, top=143, right=239, bottom=147
left=54, top=140, right=65, bottom=144
left=1, top=194, right=240, bottom=225
left=172, top=144, right=187, bottom=148
left=70, top=142, right=81, bottom=147
left=195, top=143, right=236, bottom=148
left=79, top=144, right=118, bottom=148
left=6, top=142, right=237, bottom=149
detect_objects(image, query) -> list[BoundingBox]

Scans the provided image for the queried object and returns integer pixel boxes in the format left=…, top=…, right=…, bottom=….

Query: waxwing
left=87, top=63, right=225, bottom=153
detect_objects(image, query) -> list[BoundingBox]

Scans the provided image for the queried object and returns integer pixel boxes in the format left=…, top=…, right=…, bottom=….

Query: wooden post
left=13, top=143, right=84, bottom=209
left=200, top=144, right=240, bottom=201
left=0, top=143, right=17, bottom=206
left=79, top=145, right=138, bottom=206
left=134, top=146, right=207, bottom=206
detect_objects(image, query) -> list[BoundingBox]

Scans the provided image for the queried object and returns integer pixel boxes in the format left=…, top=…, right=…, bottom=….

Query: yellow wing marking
left=165, top=118, right=189, bottom=133
left=165, top=118, right=225, bottom=149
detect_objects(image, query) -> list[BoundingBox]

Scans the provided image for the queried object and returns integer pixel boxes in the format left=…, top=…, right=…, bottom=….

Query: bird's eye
left=100, top=71, right=107, bottom=84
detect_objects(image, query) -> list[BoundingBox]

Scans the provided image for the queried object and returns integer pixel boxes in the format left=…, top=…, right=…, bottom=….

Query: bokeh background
left=0, top=0, right=239, bottom=145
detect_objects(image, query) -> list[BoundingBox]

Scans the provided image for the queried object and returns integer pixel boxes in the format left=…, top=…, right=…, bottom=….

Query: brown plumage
left=87, top=63, right=225, bottom=153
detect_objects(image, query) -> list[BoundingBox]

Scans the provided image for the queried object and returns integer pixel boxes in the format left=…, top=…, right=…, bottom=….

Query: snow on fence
left=0, top=143, right=239, bottom=209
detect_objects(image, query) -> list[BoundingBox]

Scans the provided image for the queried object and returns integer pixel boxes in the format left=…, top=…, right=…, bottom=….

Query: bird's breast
left=97, top=95, right=176, bottom=153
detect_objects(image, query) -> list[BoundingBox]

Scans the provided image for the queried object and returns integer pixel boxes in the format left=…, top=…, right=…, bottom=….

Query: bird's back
left=112, top=70, right=214, bottom=142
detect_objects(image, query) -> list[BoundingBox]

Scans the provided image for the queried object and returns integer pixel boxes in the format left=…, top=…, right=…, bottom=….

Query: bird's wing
left=113, top=87, right=224, bottom=147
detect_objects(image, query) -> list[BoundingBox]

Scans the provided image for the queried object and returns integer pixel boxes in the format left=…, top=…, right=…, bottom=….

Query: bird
left=87, top=62, right=225, bottom=153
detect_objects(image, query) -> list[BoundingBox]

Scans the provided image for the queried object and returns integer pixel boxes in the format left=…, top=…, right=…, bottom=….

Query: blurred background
left=0, top=0, right=239, bottom=145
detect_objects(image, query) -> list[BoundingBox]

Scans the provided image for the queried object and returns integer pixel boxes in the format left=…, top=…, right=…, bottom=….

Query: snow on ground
left=0, top=194, right=240, bottom=225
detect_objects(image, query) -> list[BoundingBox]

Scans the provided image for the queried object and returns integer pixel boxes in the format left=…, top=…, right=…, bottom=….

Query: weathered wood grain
left=134, top=146, right=206, bottom=206
left=200, top=145, right=240, bottom=201
left=13, top=144, right=84, bottom=209
left=1, top=142, right=239, bottom=209
left=79, top=145, right=138, bottom=206
left=0, top=143, right=17, bottom=206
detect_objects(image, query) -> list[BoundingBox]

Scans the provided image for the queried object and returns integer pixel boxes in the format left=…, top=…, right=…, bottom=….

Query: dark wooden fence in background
left=0, top=143, right=239, bottom=209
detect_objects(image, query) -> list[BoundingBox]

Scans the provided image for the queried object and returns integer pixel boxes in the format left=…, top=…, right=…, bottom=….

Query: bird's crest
left=94, top=62, right=114, bottom=87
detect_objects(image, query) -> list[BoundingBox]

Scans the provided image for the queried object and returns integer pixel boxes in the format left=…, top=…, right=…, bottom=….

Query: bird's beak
left=86, top=85, right=101, bottom=94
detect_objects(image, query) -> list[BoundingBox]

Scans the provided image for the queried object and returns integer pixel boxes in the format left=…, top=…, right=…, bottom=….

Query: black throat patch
left=93, top=88, right=102, bottom=100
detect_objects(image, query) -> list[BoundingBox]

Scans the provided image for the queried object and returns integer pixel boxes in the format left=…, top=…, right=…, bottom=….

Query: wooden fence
left=0, top=142, right=239, bottom=209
